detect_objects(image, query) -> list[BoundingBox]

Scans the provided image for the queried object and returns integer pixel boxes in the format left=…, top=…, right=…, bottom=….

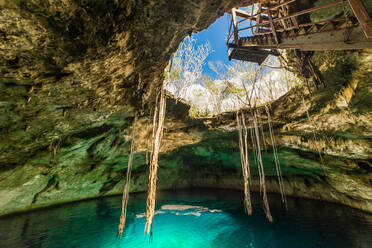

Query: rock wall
left=0, top=0, right=245, bottom=216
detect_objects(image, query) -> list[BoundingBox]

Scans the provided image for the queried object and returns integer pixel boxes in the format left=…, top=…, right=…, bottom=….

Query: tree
left=201, top=75, right=227, bottom=115
left=208, top=58, right=300, bottom=112
left=164, top=36, right=212, bottom=100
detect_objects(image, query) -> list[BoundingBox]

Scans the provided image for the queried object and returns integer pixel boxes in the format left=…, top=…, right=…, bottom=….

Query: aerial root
left=252, top=110, right=273, bottom=222
left=265, top=105, right=287, bottom=209
left=145, top=88, right=166, bottom=236
left=237, top=111, right=252, bottom=215
left=118, top=114, right=137, bottom=236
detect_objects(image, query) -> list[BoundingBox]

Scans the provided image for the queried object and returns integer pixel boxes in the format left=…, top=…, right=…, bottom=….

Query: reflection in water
left=0, top=189, right=371, bottom=248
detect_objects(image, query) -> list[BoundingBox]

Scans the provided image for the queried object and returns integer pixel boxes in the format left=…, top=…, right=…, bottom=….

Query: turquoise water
left=1, top=189, right=372, bottom=248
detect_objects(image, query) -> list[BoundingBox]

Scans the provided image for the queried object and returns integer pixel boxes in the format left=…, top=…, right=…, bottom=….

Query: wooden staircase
left=236, top=18, right=371, bottom=50
left=227, top=0, right=372, bottom=64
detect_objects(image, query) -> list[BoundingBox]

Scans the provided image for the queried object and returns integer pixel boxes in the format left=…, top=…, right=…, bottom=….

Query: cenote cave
left=0, top=0, right=372, bottom=248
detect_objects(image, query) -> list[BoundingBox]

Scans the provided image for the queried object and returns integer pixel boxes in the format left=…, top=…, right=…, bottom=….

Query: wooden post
left=250, top=4, right=255, bottom=35
left=232, top=8, right=239, bottom=44
left=291, top=16, right=299, bottom=29
left=256, top=3, right=262, bottom=34
left=268, top=9, right=279, bottom=44
left=348, top=0, right=372, bottom=38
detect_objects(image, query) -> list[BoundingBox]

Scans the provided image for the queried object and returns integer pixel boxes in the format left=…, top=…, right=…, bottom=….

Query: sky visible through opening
left=191, top=13, right=231, bottom=78
left=168, top=11, right=299, bottom=116
left=191, top=9, right=254, bottom=78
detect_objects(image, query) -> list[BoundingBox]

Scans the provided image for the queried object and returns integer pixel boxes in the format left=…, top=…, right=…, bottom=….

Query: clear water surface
left=0, top=189, right=371, bottom=248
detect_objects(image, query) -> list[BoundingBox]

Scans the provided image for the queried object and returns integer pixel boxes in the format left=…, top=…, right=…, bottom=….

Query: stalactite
left=118, top=114, right=137, bottom=236
left=145, top=88, right=166, bottom=235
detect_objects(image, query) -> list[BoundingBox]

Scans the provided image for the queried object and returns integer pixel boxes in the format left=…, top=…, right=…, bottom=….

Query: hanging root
left=265, top=105, right=287, bottom=209
left=146, top=106, right=156, bottom=166
left=260, top=119, right=267, bottom=152
left=249, top=119, right=261, bottom=192
left=301, top=94, right=326, bottom=175
left=241, top=111, right=252, bottom=214
left=252, top=110, right=273, bottom=222
left=237, top=111, right=252, bottom=215
left=145, top=88, right=166, bottom=236
left=118, top=114, right=137, bottom=236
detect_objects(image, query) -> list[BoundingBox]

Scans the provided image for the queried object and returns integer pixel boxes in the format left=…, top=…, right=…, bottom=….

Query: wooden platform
left=228, top=47, right=273, bottom=64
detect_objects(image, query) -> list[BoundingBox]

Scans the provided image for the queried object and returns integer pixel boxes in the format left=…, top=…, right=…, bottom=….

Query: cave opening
left=164, top=12, right=300, bottom=118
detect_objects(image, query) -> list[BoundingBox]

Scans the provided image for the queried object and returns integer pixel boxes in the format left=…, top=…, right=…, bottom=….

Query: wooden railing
left=226, top=0, right=372, bottom=52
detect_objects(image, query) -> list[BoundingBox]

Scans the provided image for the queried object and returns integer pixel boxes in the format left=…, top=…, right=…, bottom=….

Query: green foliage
left=312, top=50, right=359, bottom=87
left=189, top=104, right=211, bottom=118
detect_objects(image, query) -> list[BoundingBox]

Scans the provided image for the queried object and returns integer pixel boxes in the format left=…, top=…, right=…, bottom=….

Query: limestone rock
left=0, top=1, right=371, bottom=217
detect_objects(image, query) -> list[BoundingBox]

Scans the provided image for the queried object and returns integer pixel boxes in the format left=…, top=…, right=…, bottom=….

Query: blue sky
left=191, top=13, right=232, bottom=78
left=191, top=10, right=255, bottom=78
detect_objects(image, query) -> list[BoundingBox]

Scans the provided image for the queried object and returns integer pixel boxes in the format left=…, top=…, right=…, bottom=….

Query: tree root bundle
left=145, top=89, right=166, bottom=235
left=265, top=105, right=287, bottom=208
left=252, top=111, right=273, bottom=222
left=118, top=115, right=137, bottom=236
left=236, top=111, right=252, bottom=215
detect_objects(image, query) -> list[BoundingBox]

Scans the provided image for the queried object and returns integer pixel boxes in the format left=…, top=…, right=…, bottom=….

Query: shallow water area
left=1, top=189, right=371, bottom=248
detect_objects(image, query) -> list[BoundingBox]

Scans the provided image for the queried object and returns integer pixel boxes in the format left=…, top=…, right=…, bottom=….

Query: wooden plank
left=229, top=48, right=270, bottom=64
left=235, top=9, right=269, bottom=22
left=234, top=8, right=253, bottom=19
left=347, top=0, right=372, bottom=38
left=256, top=28, right=272, bottom=33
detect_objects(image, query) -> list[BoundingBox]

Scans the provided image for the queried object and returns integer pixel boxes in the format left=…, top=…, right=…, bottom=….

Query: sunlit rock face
left=0, top=0, right=371, bottom=216
left=0, top=0, right=246, bottom=216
